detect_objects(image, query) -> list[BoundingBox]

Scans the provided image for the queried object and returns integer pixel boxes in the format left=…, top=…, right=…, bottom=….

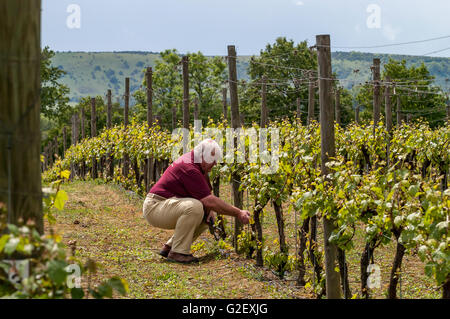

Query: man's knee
left=182, top=198, right=204, bottom=219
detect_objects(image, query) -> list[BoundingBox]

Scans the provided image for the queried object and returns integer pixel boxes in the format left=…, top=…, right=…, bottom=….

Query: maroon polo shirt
left=149, top=151, right=212, bottom=201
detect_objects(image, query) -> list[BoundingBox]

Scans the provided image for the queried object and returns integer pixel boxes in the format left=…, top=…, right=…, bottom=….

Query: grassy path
left=47, top=180, right=312, bottom=299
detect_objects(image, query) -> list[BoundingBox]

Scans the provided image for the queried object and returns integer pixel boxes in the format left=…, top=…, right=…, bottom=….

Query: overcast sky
left=42, top=0, right=450, bottom=57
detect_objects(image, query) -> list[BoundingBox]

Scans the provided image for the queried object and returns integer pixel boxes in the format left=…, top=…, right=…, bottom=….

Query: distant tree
left=188, top=52, right=227, bottom=123
left=356, top=58, right=447, bottom=127
left=338, top=87, right=355, bottom=126
left=132, top=49, right=226, bottom=128
left=40, top=46, right=70, bottom=121
left=244, top=37, right=318, bottom=123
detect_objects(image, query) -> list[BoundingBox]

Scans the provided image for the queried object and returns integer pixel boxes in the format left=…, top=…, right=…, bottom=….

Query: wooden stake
left=296, top=98, right=301, bottom=122
left=372, top=58, right=381, bottom=131
left=308, top=71, right=315, bottom=125
left=90, top=98, right=97, bottom=138
left=194, top=97, right=199, bottom=121
left=81, top=106, right=85, bottom=140
left=63, top=126, right=67, bottom=157
left=145, top=68, right=153, bottom=190
left=222, top=87, right=228, bottom=121
left=335, top=87, right=341, bottom=126
left=227, top=45, right=243, bottom=251
left=172, top=106, right=177, bottom=131
left=227, top=46, right=241, bottom=129
left=385, top=77, right=393, bottom=134
left=396, top=94, right=403, bottom=126
left=146, top=67, right=153, bottom=127
left=91, top=97, right=98, bottom=179
left=355, top=102, right=360, bottom=125
left=54, top=136, right=58, bottom=158
left=107, top=89, right=112, bottom=129
left=316, top=34, right=342, bottom=299
left=122, top=78, right=130, bottom=177
left=0, top=0, right=44, bottom=235
left=124, top=77, right=130, bottom=127
left=446, top=94, right=450, bottom=125
left=261, top=76, right=268, bottom=128
left=73, top=113, right=79, bottom=145
left=182, top=56, right=190, bottom=129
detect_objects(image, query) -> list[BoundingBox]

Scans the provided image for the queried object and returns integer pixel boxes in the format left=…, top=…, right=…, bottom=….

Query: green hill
left=331, top=51, right=450, bottom=90
left=51, top=51, right=449, bottom=103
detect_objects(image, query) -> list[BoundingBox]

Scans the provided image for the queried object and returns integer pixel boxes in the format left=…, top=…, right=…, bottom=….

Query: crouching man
left=143, top=139, right=251, bottom=264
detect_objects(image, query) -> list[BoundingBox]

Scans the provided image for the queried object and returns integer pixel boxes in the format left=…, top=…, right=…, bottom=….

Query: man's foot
left=159, top=244, right=171, bottom=258
left=167, top=251, right=199, bottom=264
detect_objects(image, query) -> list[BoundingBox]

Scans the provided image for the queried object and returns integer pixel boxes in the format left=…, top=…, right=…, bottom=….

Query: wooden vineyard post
left=146, top=67, right=154, bottom=192
left=81, top=105, right=85, bottom=140
left=222, top=87, right=228, bottom=121
left=73, top=114, right=79, bottom=146
left=308, top=71, right=315, bottom=125
left=446, top=93, right=450, bottom=125
left=227, top=45, right=244, bottom=251
left=194, top=97, right=199, bottom=121
left=124, top=77, right=130, bottom=127
left=396, top=93, right=403, bottom=126
left=372, top=58, right=381, bottom=133
left=385, top=77, right=393, bottom=133
left=316, top=34, right=342, bottom=299
left=146, top=67, right=153, bottom=127
left=74, top=113, right=80, bottom=177
left=42, top=146, right=47, bottom=172
left=122, top=78, right=130, bottom=178
left=47, top=142, right=52, bottom=167
left=107, top=89, right=112, bottom=129
left=70, top=115, right=76, bottom=180
left=72, top=113, right=79, bottom=179
left=62, top=126, right=67, bottom=158
left=182, top=56, right=190, bottom=130
left=181, top=55, right=190, bottom=171
left=54, top=136, right=58, bottom=159
left=91, top=98, right=98, bottom=179
left=335, top=87, right=341, bottom=126
left=355, top=102, right=360, bottom=125
left=385, top=77, right=393, bottom=168
left=260, top=76, right=268, bottom=128
left=172, top=106, right=177, bottom=131
left=296, top=98, right=301, bottom=122
left=80, top=106, right=86, bottom=178
left=106, top=89, right=114, bottom=180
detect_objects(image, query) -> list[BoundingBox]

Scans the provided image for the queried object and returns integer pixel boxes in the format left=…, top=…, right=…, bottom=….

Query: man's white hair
left=193, top=139, right=222, bottom=164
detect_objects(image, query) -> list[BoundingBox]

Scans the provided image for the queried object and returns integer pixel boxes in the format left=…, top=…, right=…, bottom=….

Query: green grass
left=47, top=179, right=440, bottom=299
left=48, top=180, right=308, bottom=299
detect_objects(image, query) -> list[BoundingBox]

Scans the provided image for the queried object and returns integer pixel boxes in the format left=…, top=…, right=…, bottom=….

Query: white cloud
left=293, top=1, right=304, bottom=6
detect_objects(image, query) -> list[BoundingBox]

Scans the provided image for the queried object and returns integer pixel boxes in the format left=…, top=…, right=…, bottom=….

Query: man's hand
left=238, top=210, right=251, bottom=224
left=205, top=210, right=216, bottom=225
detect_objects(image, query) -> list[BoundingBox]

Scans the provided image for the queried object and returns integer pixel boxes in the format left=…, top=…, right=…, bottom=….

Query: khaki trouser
left=143, top=193, right=209, bottom=254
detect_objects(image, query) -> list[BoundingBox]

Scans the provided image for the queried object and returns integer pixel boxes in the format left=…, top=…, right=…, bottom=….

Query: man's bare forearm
left=201, top=195, right=240, bottom=218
